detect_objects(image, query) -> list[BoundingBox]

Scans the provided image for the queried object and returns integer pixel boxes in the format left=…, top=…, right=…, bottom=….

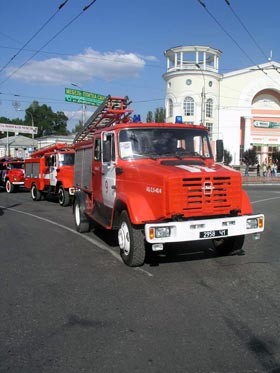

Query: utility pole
left=195, top=63, right=206, bottom=125
left=71, top=83, right=86, bottom=125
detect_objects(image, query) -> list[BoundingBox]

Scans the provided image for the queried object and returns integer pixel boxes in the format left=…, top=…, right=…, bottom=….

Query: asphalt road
left=0, top=186, right=279, bottom=373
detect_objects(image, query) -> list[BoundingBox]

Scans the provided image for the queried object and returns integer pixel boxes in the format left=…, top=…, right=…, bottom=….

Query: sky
left=1, top=0, right=280, bottom=132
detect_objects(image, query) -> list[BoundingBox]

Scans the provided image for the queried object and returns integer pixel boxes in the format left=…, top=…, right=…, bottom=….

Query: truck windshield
left=8, top=163, right=24, bottom=169
left=119, top=128, right=213, bottom=159
left=58, top=153, right=74, bottom=166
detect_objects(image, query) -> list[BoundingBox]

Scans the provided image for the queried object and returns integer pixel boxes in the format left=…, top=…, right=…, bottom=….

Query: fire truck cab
left=0, top=157, right=25, bottom=193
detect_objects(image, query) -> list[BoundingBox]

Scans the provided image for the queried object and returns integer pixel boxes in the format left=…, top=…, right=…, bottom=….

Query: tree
left=146, top=111, right=153, bottom=122
left=72, top=120, right=84, bottom=134
left=223, top=149, right=232, bottom=165
left=25, top=101, right=69, bottom=137
left=155, top=107, right=165, bottom=123
left=145, top=108, right=165, bottom=122
left=242, top=148, right=258, bottom=166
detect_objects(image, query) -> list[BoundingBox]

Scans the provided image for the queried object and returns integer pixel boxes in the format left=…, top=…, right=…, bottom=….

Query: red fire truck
left=24, top=143, right=75, bottom=206
left=0, top=157, right=25, bottom=193
left=73, top=95, right=264, bottom=267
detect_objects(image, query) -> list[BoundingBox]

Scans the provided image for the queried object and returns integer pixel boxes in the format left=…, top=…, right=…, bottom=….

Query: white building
left=163, top=45, right=280, bottom=165
left=0, top=134, right=75, bottom=159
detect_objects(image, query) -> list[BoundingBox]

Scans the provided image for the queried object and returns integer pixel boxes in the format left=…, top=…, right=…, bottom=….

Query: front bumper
left=144, top=214, right=264, bottom=244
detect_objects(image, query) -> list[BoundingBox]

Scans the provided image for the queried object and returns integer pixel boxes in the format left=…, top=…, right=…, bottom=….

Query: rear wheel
left=118, top=211, right=145, bottom=267
left=213, top=235, right=245, bottom=255
left=5, top=179, right=15, bottom=193
left=58, top=186, right=70, bottom=207
left=74, top=198, right=91, bottom=233
left=31, top=184, right=41, bottom=201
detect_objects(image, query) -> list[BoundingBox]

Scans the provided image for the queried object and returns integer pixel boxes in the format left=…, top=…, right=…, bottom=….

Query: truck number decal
left=146, top=186, right=162, bottom=194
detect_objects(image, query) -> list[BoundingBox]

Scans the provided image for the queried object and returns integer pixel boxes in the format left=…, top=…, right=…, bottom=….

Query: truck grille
left=168, top=176, right=241, bottom=216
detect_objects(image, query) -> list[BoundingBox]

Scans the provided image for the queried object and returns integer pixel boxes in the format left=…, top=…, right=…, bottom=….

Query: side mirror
left=216, top=139, right=224, bottom=162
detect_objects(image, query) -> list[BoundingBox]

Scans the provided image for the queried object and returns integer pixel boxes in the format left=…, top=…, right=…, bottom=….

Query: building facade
left=163, top=45, right=280, bottom=165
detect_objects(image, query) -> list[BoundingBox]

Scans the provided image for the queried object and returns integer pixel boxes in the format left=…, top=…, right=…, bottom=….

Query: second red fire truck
left=24, top=143, right=75, bottom=206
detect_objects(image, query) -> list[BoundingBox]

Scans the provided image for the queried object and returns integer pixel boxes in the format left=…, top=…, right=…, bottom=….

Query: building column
left=244, top=116, right=252, bottom=150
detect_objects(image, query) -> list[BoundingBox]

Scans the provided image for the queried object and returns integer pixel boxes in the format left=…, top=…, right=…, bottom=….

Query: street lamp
left=71, top=83, right=86, bottom=125
left=26, top=111, right=35, bottom=147
left=17, top=109, right=35, bottom=149
left=195, top=63, right=206, bottom=125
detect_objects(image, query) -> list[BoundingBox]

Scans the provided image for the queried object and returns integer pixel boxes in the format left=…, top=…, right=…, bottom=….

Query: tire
left=5, top=179, right=15, bottom=193
left=74, top=197, right=91, bottom=233
left=31, top=184, right=41, bottom=201
left=213, top=235, right=245, bottom=255
left=58, top=186, right=70, bottom=207
left=118, top=211, right=145, bottom=267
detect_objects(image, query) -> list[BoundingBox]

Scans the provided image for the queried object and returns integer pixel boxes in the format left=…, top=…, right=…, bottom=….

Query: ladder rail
left=73, top=95, right=132, bottom=143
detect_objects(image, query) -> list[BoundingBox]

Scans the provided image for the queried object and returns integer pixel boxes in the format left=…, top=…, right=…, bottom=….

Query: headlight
left=149, top=227, right=171, bottom=239
left=247, top=217, right=264, bottom=229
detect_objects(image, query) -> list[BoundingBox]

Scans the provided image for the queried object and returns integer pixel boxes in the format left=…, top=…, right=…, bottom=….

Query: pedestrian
left=244, top=164, right=249, bottom=176
left=262, top=162, right=267, bottom=177
left=257, top=163, right=260, bottom=176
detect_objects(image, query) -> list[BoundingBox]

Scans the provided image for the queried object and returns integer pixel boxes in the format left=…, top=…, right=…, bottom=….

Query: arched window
left=183, top=96, right=194, bottom=116
left=168, top=98, right=173, bottom=118
left=206, top=98, right=213, bottom=118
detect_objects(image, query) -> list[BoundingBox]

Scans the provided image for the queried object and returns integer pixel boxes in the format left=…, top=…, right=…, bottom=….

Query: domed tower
left=163, top=45, right=222, bottom=139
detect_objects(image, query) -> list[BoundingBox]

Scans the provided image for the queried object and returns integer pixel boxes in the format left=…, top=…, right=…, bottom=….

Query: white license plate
left=200, top=229, right=228, bottom=238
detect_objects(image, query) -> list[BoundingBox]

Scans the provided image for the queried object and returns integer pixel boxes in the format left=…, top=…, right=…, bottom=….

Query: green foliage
left=223, top=149, right=232, bottom=165
left=155, top=107, right=165, bottom=123
left=242, top=148, right=258, bottom=166
left=145, top=108, right=165, bottom=123
left=25, top=101, right=69, bottom=137
left=72, top=120, right=84, bottom=134
left=146, top=111, right=153, bottom=122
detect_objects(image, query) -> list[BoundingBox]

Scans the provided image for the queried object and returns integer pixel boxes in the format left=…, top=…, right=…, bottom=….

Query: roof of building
left=0, top=135, right=36, bottom=147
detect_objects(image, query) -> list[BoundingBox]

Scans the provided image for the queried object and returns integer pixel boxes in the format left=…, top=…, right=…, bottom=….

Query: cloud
left=6, top=48, right=155, bottom=85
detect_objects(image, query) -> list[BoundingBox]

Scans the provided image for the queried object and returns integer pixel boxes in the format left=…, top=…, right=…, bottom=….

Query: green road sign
left=65, top=88, right=106, bottom=106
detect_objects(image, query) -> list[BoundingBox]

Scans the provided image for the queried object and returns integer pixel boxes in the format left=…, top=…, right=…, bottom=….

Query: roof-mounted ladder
left=74, top=95, right=132, bottom=143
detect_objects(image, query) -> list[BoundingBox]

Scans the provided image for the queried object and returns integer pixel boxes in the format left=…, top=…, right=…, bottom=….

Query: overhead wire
left=0, top=0, right=70, bottom=74
left=0, top=0, right=97, bottom=87
left=223, top=0, right=268, bottom=61
left=197, top=0, right=280, bottom=86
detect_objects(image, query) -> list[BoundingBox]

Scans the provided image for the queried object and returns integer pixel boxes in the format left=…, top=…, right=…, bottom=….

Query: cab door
left=44, top=154, right=57, bottom=186
left=101, top=131, right=116, bottom=208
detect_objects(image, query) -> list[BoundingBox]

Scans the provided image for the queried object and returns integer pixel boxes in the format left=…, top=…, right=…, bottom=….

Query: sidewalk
left=242, top=175, right=280, bottom=184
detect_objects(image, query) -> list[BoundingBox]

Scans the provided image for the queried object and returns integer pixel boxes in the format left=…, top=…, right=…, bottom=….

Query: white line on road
left=0, top=205, right=153, bottom=277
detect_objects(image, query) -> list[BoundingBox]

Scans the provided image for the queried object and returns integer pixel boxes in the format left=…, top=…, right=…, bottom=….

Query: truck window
left=94, top=138, right=101, bottom=161
left=58, top=153, right=74, bottom=166
left=102, top=133, right=115, bottom=163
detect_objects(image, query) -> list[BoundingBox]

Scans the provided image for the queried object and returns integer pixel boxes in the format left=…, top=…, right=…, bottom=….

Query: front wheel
left=213, top=235, right=245, bottom=255
left=31, top=184, right=41, bottom=201
left=118, top=211, right=146, bottom=267
left=5, top=179, right=15, bottom=193
left=58, top=186, right=70, bottom=207
left=74, top=198, right=91, bottom=233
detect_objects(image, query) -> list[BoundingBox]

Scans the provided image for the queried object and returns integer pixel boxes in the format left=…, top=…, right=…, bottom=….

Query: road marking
left=0, top=205, right=153, bottom=277
left=251, top=196, right=280, bottom=204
